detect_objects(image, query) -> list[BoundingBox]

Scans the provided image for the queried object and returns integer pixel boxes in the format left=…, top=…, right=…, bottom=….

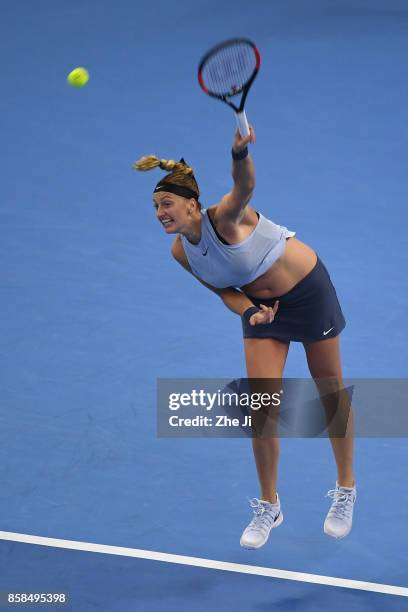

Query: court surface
left=1, top=0, right=407, bottom=610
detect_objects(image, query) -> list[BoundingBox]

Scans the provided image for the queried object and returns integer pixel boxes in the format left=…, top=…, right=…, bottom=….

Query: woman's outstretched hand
left=232, top=126, right=256, bottom=153
left=249, top=301, right=279, bottom=326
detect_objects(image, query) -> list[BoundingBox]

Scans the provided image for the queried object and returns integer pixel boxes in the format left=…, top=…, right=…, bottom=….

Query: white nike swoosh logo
left=323, top=327, right=334, bottom=336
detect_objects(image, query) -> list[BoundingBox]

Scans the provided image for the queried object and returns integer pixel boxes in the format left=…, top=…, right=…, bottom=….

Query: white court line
left=0, top=531, right=407, bottom=598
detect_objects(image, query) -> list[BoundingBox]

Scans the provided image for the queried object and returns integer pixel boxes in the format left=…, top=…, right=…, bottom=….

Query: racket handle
left=235, top=111, right=250, bottom=137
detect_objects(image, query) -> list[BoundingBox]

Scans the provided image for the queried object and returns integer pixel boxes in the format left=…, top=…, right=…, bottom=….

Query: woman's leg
left=243, top=337, right=290, bottom=503
left=303, top=335, right=354, bottom=487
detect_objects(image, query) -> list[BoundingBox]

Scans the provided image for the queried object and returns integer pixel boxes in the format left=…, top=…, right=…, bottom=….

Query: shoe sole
left=324, top=524, right=352, bottom=539
left=240, top=512, right=284, bottom=549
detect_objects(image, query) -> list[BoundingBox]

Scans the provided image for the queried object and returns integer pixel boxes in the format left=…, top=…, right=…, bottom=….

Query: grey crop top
left=180, top=208, right=296, bottom=289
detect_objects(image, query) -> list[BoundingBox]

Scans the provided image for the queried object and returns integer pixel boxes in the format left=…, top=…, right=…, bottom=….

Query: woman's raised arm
left=215, top=126, right=256, bottom=224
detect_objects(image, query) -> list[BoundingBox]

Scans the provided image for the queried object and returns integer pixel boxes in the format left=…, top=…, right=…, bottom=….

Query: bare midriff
left=240, top=237, right=318, bottom=299
left=207, top=205, right=318, bottom=300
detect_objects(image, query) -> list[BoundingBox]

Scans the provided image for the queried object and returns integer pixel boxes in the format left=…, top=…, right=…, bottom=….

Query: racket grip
left=235, top=111, right=250, bottom=138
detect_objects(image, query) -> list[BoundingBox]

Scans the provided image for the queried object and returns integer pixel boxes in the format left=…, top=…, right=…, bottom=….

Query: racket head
left=198, top=38, right=261, bottom=103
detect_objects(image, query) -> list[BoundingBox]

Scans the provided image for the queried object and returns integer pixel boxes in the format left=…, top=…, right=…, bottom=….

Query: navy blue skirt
left=242, top=255, right=346, bottom=343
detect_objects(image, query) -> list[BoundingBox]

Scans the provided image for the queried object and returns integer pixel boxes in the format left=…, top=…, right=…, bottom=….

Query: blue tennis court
left=1, top=0, right=407, bottom=610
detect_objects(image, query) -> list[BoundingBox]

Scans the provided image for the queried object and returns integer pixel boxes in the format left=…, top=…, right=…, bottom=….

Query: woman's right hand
left=249, top=301, right=279, bottom=326
left=232, top=126, right=256, bottom=153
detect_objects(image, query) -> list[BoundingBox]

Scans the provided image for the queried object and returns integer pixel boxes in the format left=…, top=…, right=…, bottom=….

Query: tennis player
left=134, top=126, right=356, bottom=549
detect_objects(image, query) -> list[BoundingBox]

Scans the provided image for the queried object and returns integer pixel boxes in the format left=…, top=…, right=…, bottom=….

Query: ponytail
left=133, top=155, right=194, bottom=175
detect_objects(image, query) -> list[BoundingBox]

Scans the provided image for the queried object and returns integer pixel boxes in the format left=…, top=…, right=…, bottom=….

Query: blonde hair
left=133, top=155, right=193, bottom=175
left=133, top=154, right=201, bottom=206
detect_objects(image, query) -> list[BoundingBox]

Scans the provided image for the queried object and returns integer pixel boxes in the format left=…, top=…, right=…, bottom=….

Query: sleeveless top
left=180, top=208, right=296, bottom=288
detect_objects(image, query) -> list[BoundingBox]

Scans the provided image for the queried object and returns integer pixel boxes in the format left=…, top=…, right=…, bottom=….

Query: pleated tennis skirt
left=242, top=255, right=346, bottom=343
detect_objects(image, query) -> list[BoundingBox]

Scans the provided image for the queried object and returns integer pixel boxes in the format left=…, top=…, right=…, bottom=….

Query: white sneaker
left=324, top=482, right=357, bottom=539
left=240, top=495, right=283, bottom=549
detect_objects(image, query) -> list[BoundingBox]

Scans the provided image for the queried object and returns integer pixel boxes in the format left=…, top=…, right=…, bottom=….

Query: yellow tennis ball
left=67, top=67, right=90, bottom=88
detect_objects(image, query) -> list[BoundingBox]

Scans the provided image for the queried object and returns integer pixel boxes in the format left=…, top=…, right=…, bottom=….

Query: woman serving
left=134, top=126, right=356, bottom=549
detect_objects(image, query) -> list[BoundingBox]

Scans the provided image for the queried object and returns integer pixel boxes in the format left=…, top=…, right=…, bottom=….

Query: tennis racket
left=198, top=38, right=261, bottom=138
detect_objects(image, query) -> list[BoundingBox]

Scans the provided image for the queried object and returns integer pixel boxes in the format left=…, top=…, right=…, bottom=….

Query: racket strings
left=202, top=43, right=256, bottom=97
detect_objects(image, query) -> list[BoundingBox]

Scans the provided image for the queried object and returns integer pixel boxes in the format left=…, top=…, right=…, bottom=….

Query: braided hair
left=133, top=155, right=201, bottom=209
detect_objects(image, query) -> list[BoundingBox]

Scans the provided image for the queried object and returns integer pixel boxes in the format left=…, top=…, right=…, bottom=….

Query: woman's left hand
left=249, top=301, right=279, bottom=326
left=232, top=126, right=256, bottom=153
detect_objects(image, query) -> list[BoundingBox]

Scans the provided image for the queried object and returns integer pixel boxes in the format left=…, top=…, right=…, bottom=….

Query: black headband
left=153, top=157, right=198, bottom=200
left=153, top=182, right=199, bottom=200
